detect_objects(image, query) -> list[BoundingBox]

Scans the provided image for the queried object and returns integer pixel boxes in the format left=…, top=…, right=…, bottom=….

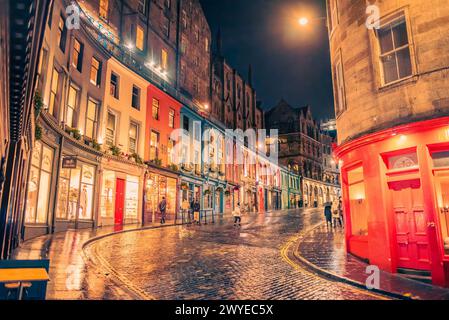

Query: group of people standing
left=324, top=198, right=344, bottom=229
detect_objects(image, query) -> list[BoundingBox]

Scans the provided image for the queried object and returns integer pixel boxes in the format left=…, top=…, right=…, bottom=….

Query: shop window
left=432, top=151, right=449, bottom=255
left=101, top=170, right=115, bottom=218
left=378, top=13, right=412, bottom=85
left=66, top=84, right=78, bottom=128
left=125, top=176, right=139, bottom=219
left=85, top=98, right=98, bottom=140
left=347, top=165, right=368, bottom=236
left=25, top=141, right=54, bottom=224
left=90, top=57, right=101, bottom=86
left=57, top=164, right=95, bottom=221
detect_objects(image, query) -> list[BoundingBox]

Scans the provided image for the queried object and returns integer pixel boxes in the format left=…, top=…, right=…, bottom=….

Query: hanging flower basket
left=203, top=189, right=211, bottom=196
left=215, top=187, right=224, bottom=193
left=225, top=190, right=231, bottom=196
left=181, top=182, right=189, bottom=190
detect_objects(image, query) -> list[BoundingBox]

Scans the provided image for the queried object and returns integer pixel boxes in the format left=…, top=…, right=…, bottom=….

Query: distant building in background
left=265, top=99, right=341, bottom=208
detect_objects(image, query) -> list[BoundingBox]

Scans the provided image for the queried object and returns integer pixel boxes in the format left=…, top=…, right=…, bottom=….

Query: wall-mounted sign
left=62, top=156, right=77, bottom=169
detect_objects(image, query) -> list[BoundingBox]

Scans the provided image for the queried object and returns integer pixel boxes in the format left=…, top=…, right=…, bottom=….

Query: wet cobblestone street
left=84, top=209, right=385, bottom=300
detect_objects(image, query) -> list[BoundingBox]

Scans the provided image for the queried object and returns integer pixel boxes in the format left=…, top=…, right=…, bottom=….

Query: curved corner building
left=328, top=0, right=449, bottom=286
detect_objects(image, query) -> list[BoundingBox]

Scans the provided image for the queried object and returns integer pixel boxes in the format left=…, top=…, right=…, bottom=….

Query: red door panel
left=391, top=183, right=431, bottom=271
left=115, top=178, right=125, bottom=225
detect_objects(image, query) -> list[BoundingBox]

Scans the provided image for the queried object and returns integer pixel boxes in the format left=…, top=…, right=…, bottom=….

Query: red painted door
left=115, top=178, right=125, bottom=225
left=390, top=182, right=431, bottom=271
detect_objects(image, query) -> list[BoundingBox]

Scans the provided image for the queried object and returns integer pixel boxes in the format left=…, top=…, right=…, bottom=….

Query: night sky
left=200, top=0, right=335, bottom=120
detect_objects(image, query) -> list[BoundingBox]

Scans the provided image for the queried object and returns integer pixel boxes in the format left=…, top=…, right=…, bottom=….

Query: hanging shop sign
left=62, top=156, right=77, bottom=169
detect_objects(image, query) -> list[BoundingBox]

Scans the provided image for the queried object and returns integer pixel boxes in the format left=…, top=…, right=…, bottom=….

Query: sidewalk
left=294, top=222, right=449, bottom=300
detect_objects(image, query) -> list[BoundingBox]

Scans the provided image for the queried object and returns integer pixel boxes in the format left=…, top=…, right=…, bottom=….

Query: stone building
left=265, top=99, right=340, bottom=207
left=211, top=30, right=261, bottom=131
left=329, top=0, right=449, bottom=286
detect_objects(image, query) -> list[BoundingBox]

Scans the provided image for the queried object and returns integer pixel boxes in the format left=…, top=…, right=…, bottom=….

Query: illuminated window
left=57, top=14, right=67, bottom=52
left=129, top=122, right=139, bottom=154
left=132, top=85, right=140, bottom=110
left=168, top=108, right=175, bottom=128
left=49, top=68, right=59, bottom=116
left=136, top=25, right=145, bottom=51
left=100, top=170, right=115, bottom=218
left=110, top=72, right=119, bottom=98
left=66, top=84, right=78, bottom=128
left=125, top=176, right=139, bottom=219
left=72, top=39, right=83, bottom=72
left=167, top=138, right=174, bottom=165
left=161, top=49, right=168, bottom=70
left=150, top=130, right=160, bottom=160
left=99, top=0, right=109, bottom=20
left=205, top=37, right=209, bottom=52
left=347, top=165, right=368, bottom=236
left=378, top=14, right=412, bottom=84
left=105, top=112, right=116, bottom=146
left=25, top=141, right=54, bottom=224
left=90, top=57, right=101, bottom=86
left=433, top=151, right=449, bottom=255
left=152, top=98, right=160, bottom=120
left=85, top=98, right=98, bottom=139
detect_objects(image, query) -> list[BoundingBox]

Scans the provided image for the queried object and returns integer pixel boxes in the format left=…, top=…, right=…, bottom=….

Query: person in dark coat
left=193, top=199, right=201, bottom=224
left=159, top=197, right=167, bottom=224
left=324, top=202, right=332, bottom=228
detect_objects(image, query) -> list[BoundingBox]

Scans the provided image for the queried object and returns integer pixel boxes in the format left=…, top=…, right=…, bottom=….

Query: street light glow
left=299, top=17, right=309, bottom=26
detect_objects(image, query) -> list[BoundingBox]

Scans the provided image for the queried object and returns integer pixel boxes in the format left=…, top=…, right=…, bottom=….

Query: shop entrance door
left=115, top=178, right=125, bottom=225
left=390, top=181, right=431, bottom=271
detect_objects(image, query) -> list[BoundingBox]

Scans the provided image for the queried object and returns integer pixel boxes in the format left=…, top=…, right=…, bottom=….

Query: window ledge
left=378, top=74, right=418, bottom=91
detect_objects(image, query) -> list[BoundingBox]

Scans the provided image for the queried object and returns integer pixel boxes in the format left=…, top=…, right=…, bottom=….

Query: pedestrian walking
left=193, top=199, right=201, bottom=225
left=324, top=202, right=332, bottom=228
left=338, top=197, right=344, bottom=227
left=159, top=197, right=167, bottom=224
left=332, top=199, right=342, bottom=228
left=233, top=203, right=242, bottom=227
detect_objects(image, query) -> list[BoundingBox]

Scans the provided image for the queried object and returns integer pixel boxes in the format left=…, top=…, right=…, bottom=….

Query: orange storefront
left=335, top=117, right=449, bottom=287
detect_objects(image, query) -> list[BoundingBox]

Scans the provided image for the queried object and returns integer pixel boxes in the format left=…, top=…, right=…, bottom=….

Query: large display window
left=432, top=151, right=449, bottom=255
left=25, top=141, right=54, bottom=224
left=145, top=174, right=177, bottom=217
left=347, top=165, right=368, bottom=236
left=56, top=162, right=96, bottom=221
left=101, top=170, right=115, bottom=218
left=125, top=175, right=139, bottom=219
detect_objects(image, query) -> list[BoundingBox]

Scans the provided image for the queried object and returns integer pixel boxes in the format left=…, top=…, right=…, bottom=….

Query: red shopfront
left=335, top=117, right=449, bottom=287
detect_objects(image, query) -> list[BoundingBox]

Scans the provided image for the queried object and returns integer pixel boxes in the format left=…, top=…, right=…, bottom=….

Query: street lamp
left=297, top=16, right=326, bottom=26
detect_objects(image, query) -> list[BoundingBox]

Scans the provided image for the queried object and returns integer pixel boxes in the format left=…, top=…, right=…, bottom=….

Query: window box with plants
left=65, top=127, right=82, bottom=141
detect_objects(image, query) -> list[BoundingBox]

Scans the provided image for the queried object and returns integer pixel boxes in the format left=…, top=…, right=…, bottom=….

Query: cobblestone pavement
left=85, top=209, right=386, bottom=300
left=297, top=223, right=449, bottom=300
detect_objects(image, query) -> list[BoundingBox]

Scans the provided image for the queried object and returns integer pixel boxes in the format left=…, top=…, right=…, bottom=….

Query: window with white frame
left=105, top=112, right=116, bottom=146
left=66, top=84, right=78, bottom=128
left=378, top=14, right=412, bottom=85
left=85, top=98, right=98, bottom=140
left=129, top=122, right=139, bottom=154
